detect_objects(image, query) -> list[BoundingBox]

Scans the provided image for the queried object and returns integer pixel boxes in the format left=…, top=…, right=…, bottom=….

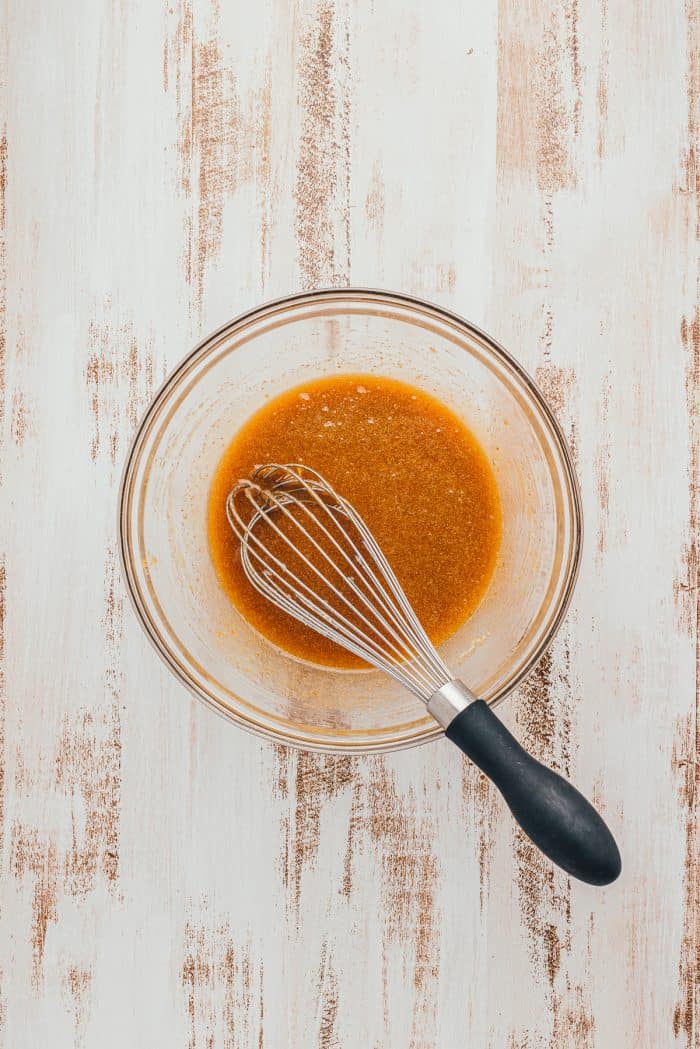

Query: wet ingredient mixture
left=208, top=375, right=502, bottom=668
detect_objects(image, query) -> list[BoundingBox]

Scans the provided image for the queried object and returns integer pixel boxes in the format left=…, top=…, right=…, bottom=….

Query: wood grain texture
left=0, top=1, right=696, bottom=1046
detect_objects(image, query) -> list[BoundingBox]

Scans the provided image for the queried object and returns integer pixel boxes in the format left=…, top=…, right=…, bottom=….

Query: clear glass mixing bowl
left=119, top=290, right=582, bottom=752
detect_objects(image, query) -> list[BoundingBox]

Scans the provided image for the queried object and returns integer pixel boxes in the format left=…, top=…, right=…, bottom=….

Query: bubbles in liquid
left=207, top=374, right=502, bottom=669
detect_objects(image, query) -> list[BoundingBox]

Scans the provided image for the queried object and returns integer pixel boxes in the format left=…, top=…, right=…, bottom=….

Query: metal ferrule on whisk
left=427, top=679, right=477, bottom=728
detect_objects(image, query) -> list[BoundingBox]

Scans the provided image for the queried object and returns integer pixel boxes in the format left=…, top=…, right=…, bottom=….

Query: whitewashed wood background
left=1, top=1, right=697, bottom=1046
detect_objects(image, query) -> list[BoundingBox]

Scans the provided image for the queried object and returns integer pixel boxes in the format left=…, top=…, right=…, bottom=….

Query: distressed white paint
left=0, top=1, right=696, bottom=1047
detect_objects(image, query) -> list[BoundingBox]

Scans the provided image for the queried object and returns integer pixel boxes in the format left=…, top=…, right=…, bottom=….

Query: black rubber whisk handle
left=445, top=699, right=621, bottom=886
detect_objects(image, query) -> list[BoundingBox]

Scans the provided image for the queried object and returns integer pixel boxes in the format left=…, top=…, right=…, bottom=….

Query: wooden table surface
left=1, top=1, right=697, bottom=1046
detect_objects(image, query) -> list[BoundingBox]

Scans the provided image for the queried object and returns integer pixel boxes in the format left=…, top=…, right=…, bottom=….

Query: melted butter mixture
left=208, top=375, right=502, bottom=668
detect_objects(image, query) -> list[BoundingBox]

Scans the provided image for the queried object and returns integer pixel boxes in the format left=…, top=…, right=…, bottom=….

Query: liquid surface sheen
left=208, top=375, right=502, bottom=668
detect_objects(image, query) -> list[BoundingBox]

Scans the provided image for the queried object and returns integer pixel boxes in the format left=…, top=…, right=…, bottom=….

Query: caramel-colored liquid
left=208, top=375, right=501, bottom=668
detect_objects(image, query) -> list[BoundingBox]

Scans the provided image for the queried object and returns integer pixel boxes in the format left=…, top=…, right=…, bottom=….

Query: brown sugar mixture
left=208, top=375, right=502, bottom=668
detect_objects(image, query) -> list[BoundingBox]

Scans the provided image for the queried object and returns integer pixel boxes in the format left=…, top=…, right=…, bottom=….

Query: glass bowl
left=118, top=289, right=582, bottom=753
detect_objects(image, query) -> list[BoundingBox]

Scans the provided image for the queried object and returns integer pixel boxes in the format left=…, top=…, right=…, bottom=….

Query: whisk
left=227, top=463, right=621, bottom=886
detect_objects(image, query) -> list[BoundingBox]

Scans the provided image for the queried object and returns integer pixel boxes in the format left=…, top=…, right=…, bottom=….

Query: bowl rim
left=118, top=287, right=583, bottom=753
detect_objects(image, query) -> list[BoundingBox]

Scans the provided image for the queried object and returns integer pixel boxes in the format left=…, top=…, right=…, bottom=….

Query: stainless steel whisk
left=228, top=463, right=620, bottom=886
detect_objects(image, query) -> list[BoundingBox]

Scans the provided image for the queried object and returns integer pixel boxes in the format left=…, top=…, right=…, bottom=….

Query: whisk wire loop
left=226, top=464, right=451, bottom=701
